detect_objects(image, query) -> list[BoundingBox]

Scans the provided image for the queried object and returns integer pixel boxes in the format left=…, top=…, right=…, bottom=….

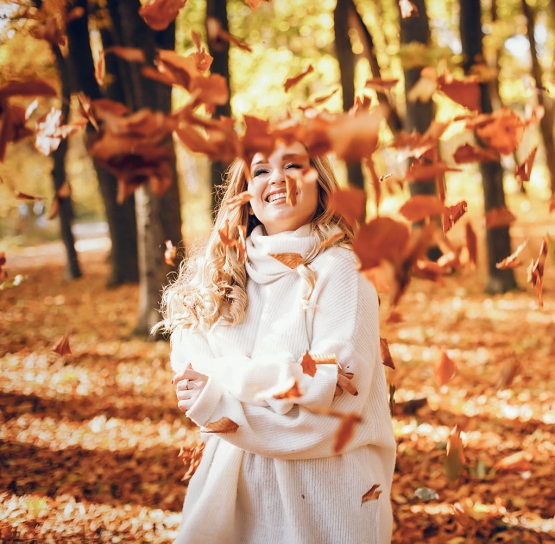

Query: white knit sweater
left=171, top=224, right=396, bottom=544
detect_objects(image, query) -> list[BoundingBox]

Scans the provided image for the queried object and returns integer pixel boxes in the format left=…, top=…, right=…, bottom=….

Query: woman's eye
left=253, top=168, right=269, bottom=177
left=285, top=163, right=303, bottom=171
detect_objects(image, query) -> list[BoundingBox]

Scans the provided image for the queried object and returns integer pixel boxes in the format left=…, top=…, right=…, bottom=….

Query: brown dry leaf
left=485, top=207, right=517, bottom=229
left=269, top=253, right=304, bottom=269
left=0, top=79, right=57, bottom=103
left=245, top=0, right=270, bottom=9
left=319, top=231, right=344, bottom=251
left=227, top=191, right=252, bottom=211
left=452, top=143, right=500, bottom=164
left=300, top=351, right=317, bottom=377
left=284, top=65, right=314, bottom=92
left=496, top=353, right=522, bottom=390
left=386, top=310, right=404, bottom=323
left=201, top=417, right=239, bottom=434
left=515, top=147, right=537, bottom=183
left=527, top=239, right=547, bottom=307
left=139, top=0, right=187, bottom=31
left=437, top=73, right=481, bottom=112
left=362, top=484, right=382, bottom=503
left=443, top=200, right=468, bottom=233
left=46, top=182, right=71, bottom=220
left=179, top=441, right=205, bottom=482
left=364, top=78, right=399, bottom=93
left=399, top=0, right=419, bottom=18
left=362, top=267, right=390, bottom=293
left=14, top=191, right=46, bottom=201
left=380, top=337, right=395, bottom=370
left=445, top=425, right=465, bottom=481
left=0, top=252, right=7, bottom=282
left=459, top=221, right=478, bottom=270
left=273, top=380, right=303, bottom=400
left=399, top=195, right=445, bottom=223
left=206, top=16, right=252, bottom=53
left=328, top=187, right=366, bottom=227
left=236, top=225, right=247, bottom=264
left=435, top=351, right=456, bottom=386
left=95, top=51, right=105, bottom=86
left=328, top=109, right=381, bottom=162
left=405, top=159, right=461, bottom=183
left=493, top=451, right=532, bottom=472
left=105, top=46, right=146, bottom=64
left=467, top=108, right=524, bottom=155
left=242, top=115, right=275, bottom=161
left=495, top=239, right=528, bottom=270
left=218, top=219, right=237, bottom=247
left=334, top=413, right=363, bottom=453
left=51, top=334, right=72, bottom=356
left=283, top=175, right=297, bottom=207
left=164, top=240, right=177, bottom=266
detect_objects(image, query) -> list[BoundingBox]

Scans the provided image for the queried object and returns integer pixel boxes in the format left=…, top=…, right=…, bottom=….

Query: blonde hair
left=157, top=154, right=355, bottom=333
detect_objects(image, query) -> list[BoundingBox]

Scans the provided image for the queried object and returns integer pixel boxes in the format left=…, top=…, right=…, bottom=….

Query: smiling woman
left=156, top=141, right=396, bottom=544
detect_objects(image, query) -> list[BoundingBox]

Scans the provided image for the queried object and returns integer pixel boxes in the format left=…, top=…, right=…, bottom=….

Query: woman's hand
left=173, top=363, right=209, bottom=413
left=334, top=369, right=358, bottom=398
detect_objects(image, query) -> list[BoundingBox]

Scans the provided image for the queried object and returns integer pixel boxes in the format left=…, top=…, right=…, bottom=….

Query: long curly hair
left=157, top=153, right=356, bottom=333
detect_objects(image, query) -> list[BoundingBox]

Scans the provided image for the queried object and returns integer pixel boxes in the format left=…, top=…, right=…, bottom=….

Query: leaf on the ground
left=206, top=16, right=252, bottom=52
left=380, top=337, right=395, bottom=369
left=493, top=451, right=532, bottom=472
left=399, top=0, right=418, bottom=18
left=445, top=425, right=465, bottom=481
left=435, top=351, right=456, bottom=386
left=226, top=191, right=252, bottom=211
left=328, top=187, right=366, bottom=227
left=443, top=200, right=468, bottom=233
left=284, top=65, right=314, bottom=92
left=399, top=195, right=445, bottom=223
left=164, top=240, right=177, bottom=266
left=485, top=207, right=516, bottom=229
left=139, top=0, right=187, bottom=31
left=269, top=253, right=304, bottom=269
left=362, top=484, right=382, bottom=503
left=452, top=143, right=499, bottom=164
left=334, top=413, right=363, bottom=453
left=527, top=239, right=547, bottom=307
left=51, top=334, right=72, bottom=356
left=201, top=417, right=239, bottom=434
left=496, top=239, right=528, bottom=269
left=515, top=147, right=537, bottom=183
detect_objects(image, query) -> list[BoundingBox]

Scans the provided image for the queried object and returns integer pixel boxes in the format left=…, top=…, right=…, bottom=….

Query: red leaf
left=51, top=334, right=72, bottom=356
left=245, top=0, right=270, bottom=10
left=269, top=253, right=304, bottom=269
left=364, top=78, right=399, bottom=93
left=467, top=108, right=524, bottom=155
left=328, top=187, right=366, bottom=227
left=452, top=143, right=500, bottom=164
left=496, top=239, right=528, bottom=270
left=527, top=239, right=547, bottom=307
left=435, top=351, right=456, bottom=386
left=515, top=147, right=537, bottom=183
left=14, top=191, right=46, bottom=201
left=0, top=79, right=57, bottom=102
left=405, top=159, right=461, bottom=182
left=218, top=219, right=237, bottom=247
left=273, top=379, right=303, bottom=400
left=226, top=191, right=252, bottom=211
left=485, top=207, right=517, bottom=229
left=443, top=200, right=468, bottom=233
left=380, top=337, right=395, bottom=369
left=437, top=73, right=481, bottom=112
left=399, top=195, right=445, bottom=223
left=284, top=65, right=314, bottom=92
left=334, top=413, right=363, bottom=453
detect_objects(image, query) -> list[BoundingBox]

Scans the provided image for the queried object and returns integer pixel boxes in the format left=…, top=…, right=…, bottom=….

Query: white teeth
left=267, top=192, right=287, bottom=203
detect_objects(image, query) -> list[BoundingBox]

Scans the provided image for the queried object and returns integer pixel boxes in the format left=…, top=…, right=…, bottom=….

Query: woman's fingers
left=172, top=363, right=193, bottom=385
left=336, top=374, right=358, bottom=396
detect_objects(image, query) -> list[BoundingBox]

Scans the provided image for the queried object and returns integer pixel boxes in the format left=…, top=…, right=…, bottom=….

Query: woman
left=160, top=140, right=396, bottom=544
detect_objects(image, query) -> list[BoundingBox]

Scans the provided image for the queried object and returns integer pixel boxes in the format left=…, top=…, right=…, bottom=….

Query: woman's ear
left=248, top=205, right=255, bottom=216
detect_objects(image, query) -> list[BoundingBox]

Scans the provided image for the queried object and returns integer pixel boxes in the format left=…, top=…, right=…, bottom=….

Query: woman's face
left=248, top=142, right=319, bottom=235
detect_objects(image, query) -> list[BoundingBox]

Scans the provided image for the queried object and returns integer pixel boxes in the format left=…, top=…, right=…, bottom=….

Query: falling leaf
left=273, top=379, right=303, bottom=400
left=105, top=46, right=147, bottom=64
left=300, top=351, right=317, bottom=377
left=226, top=191, right=252, bottom=211
left=35, top=108, right=87, bottom=156
left=47, top=182, right=71, bottom=220
left=380, top=337, right=395, bottom=369
left=485, top=207, right=516, bottom=229
left=406, top=70, right=436, bottom=103
left=0, top=79, right=57, bottom=103
left=236, top=225, right=247, bottom=264
left=445, top=425, right=465, bottom=481
left=546, top=233, right=555, bottom=263
left=201, top=417, right=239, bottom=434
left=245, top=0, right=270, bottom=9
left=459, top=221, right=478, bottom=270
left=51, top=334, right=72, bottom=356
left=386, top=310, right=404, bottom=323
left=179, top=441, right=205, bottom=482
left=310, top=88, right=339, bottom=106
left=139, top=0, right=187, bottom=31
left=452, top=143, right=499, bottom=164
left=443, top=201, right=468, bottom=233
left=328, top=187, right=366, bottom=226
left=515, top=147, right=537, bottom=183
left=14, top=191, right=46, bottom=201
left=496, top=239, right=528, bottom=269
left=164, top=240, right=177, bottom=266
left=399, top=195, right=445, bottom=223
left=527, top=239, right=547, bottom=307
left=437, top=73, right=481, bottom=112
left=269, top=253, right=304, bottom=269
left=285, top=174, right=297, bottom=206
left=364, top=78, right=399, bottom=93
left=95, top=51, right=105, bottom=86
left=405, top=159, right=461, bottom=183
left=218, top=219, right=237, bottom=247
left=362, top=484, right=382, bottom=503
left=349, top=94, right=373, bottom=115
left=467, top=108, right=524, bottom=155
left=496, top=353, right=522, bottom=390
left=494, top=451, right=532, bottom=472
left=435, top=351, right=456, bottom=386
left=206, top=16, right=252, bottom=53
left=334, top=413, right=363, bottom=453
left=399, top=0, right=419, bottom=18
left=284, top=65, right=314, bottom=92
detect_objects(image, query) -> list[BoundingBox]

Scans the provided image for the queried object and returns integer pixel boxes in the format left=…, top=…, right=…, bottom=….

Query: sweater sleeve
left=186, top=255, right=391, bottom=460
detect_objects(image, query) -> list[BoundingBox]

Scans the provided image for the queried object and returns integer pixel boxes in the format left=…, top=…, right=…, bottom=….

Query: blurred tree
left=460, top=0, right=517, bottom=293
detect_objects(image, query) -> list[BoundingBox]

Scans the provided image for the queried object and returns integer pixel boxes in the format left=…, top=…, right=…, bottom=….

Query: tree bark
left=521, top=0, right=555, bottom=195
left=460, top=0, right=517, bottom=293
left=65, top=0, right=139, bottom=286
left=206, top=0, right=232, bottom=217
left=334, top=0, right=365, bottom=192
left=107, top=0, right=182, bottom=336
left=51, top=44, right=81, bottom=279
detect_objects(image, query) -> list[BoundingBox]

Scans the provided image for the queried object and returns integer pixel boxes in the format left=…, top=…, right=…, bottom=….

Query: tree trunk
left=107, top=0, right=182, bottom=336
left=206, top=0, right=232, bottom=217
left=51, top=44, right=81, bottom=279
left=460, top=0, right=517, bottom=293
left=521, top=0, right=555, bottom=195
left=65, top=0, right=139, bottom=286
left=334, top=0, right=365, bottom=192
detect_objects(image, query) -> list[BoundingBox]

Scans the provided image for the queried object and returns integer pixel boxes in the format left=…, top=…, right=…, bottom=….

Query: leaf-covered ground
left=1, top=238, right=554, bottom=543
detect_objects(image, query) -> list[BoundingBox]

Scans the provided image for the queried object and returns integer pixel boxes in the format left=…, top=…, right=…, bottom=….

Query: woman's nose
left=269, top=167, right=285, bottom=184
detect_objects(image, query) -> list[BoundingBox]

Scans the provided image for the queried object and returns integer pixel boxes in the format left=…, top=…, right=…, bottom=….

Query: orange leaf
left=467, top=108, right=524, bottom=155
left=515, top=147, right=537, bottom=183
left=218, top=219, right=237, bottom=247
left=14, top=191, right=46, bottom=201
left=445, top=425, right=465, bottom=480
left=245, top=0, right=270, bottom=9
left=496, top=353, right=522, bottom=390
left=496, top=239, right=528, bottom=269
left=51, top=334, right=72, bottom=356
left=201, top=417, right=239, bottom=434
left=139, top=0, right=187, bottom=31
left=207, top=16, right=252, bottom=53
left=459, top=221, right=478, bottom=270
left=527, top=239, right=547, bottom=307
left=380, top=337, right=395, bottom=369
left=236, top=225, right=247, bottom=264
left=437, top=73, right=481, bottom=112
left=318, top=231, right=344, bottom=251
left=435, top=351, right=456, bottom=386
left=300, top=351, right=317, bottom=377
left=485, top=207, right=516, bottom=229
left=285, top=175, right=297, bottom=206
left=164, top=240, right=177, bottom=266
left=269, top=252, right=304, bottom=269
left=273, top=379, right=303, bottom=400
left=284, top=65, right=314, bottom=92
left=364, top=78, right=399, bottom=93
left=443, top=200, right=468, bottom=233
left=328, top=187, right=366, bottom=226
left=386, top=310, right=404, bottom=323
left=494, top=451, right=532, bottom=472
left=399, top=195, right=445, bottom=223
left=452, top=143, right=500, bottom=164
left=405, top=159, right=461, bottom=182
left=334, top=413, right=363, bottom=453
left=105, top=46, right=147, bottom=64
left=227, top=191, right=252, bottom=211
left=362, top=484, right=382, bottom=503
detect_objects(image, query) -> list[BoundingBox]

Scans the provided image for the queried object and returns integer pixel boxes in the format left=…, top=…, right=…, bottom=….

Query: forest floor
left=1, top=231, right=555, bottom=543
